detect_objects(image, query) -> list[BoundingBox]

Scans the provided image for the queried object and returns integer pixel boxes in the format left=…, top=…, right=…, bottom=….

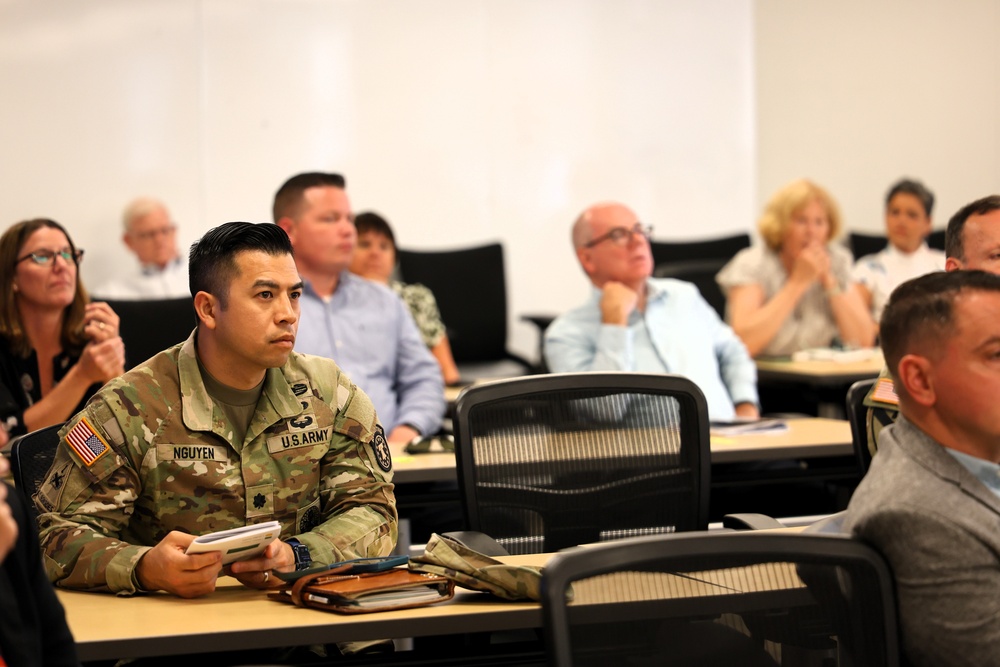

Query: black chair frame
left=8, top=422, right=64, bottom=515
left=846, top=378, right=877, bottom=476
left=542, top=530, right=900, bottom=667
left=453, top=372, right=711, bottom=553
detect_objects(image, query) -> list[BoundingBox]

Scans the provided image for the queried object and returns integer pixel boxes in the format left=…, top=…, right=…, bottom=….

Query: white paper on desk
left=185, top=521, right=281, bottom=565
left=790, top=347, right=879, bottom=363
left=710, top=418, right=789, bottom=436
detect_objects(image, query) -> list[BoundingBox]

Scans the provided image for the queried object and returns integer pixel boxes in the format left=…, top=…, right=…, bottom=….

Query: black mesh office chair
left=396, top=243, right=533, bottom=379
left=847, top=232, right=888, bottom=259
left=9, top=422, right=64, bottom=515
left=846, top=378, right=878, bottom=475
left=542, top=530, right=900, bottom=667
left=99, top=297, right=196, bottom=370
left=453, top=372, right=710, bottom=555
left=649, top=233, right=751, bottom=266
left=654, top=259, right=730, bottom=318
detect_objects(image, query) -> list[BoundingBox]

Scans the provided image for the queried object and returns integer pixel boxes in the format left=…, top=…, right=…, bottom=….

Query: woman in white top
left=853, top=179, right=945, bottom=322
left=717, top=179, right=876, bottom=357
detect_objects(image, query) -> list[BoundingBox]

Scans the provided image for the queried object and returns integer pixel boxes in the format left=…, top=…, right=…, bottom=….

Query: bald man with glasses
left=544, top=202, right=759, bottom=420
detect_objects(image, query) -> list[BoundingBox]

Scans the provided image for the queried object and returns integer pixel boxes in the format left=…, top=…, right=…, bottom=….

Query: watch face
left=287, top=540, right=312, bottom=569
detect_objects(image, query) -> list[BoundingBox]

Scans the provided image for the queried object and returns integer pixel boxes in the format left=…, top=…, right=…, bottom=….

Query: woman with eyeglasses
left=0, top=218, right=126, bottom=437
left=717, top=179, right=876, bottom=358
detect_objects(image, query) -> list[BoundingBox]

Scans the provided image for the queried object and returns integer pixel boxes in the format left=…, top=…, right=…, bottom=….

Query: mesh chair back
left=9, top=422, right=64, bottom=514
left=846, top=379, right=877, bottom=475
left=453, top=373, right=710, bottom=555
left=542, top=531, right=899, bottom=667
left=101, top=297, right=196, bottom=370
left=649, top=233, right=751, bottom=266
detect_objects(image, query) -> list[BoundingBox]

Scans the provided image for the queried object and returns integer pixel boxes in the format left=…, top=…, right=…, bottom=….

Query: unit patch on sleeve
left=370, top=425, right=392, bottom=472
left=65, top=417, right=110, bottom=467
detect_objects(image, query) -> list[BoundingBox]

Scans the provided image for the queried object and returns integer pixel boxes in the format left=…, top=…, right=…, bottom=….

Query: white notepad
left=185, top=521, right=281, bottom=565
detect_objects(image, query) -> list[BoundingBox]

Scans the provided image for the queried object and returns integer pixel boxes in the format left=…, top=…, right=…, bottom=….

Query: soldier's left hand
left=228, top=538, right=295, bottom=589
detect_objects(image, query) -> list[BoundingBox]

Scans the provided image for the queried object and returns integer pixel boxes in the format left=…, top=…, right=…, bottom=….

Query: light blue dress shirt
left=295, top=272, right=445, bottom=436
left=946, top=449, right=1000, bottom=501
left=544, top=278, right=758, bottom=420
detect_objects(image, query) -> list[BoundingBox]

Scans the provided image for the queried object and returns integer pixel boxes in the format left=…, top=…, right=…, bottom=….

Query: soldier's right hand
left=77, top=337, right=126, bottom=384
left=135, top=531, right=223, bottom=598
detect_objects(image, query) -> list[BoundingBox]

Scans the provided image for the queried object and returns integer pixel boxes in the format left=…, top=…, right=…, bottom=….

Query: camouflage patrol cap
left=409, top=533, right=543, bottom=601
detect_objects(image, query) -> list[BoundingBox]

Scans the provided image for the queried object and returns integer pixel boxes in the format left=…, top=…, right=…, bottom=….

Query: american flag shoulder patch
left=65, top=417, right=110, bottom=467
left=871, top=377, right=899, bottom=406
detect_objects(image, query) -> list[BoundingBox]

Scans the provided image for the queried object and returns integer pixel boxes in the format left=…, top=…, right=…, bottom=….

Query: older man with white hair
left=94, top=197, right=189, bottom=300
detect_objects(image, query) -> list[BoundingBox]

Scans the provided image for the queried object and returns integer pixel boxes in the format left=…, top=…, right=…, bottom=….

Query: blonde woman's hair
left=757, top=179, right=842, bottom=251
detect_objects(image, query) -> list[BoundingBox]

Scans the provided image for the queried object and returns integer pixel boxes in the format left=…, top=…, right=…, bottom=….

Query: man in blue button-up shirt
left=545, top=201, right=758, bottom=421
left=274, top=172, right=444, bottom=444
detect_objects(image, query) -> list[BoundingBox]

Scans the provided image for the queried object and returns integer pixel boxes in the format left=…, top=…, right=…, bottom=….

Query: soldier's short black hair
left=946, top=195, right=1000, bottom=260
left=189, top=222, right=293, bottom=308
left=272, top=172, right=346, bottom=223
left=880, top=270, right=1000, bottom=389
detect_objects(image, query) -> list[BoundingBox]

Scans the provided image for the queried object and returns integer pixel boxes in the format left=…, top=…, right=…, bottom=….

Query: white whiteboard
left=0, top=0, right=756, bottom=360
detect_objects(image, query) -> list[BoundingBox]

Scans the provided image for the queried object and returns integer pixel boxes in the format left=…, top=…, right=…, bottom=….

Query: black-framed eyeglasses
left=584, top=223, right=653, bottom=248
left=16, top=248, right=85, bottom=266
left=132, top=224, right=177, bottom=241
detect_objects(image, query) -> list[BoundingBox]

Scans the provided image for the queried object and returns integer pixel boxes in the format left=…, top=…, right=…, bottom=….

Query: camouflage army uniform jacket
left=34, top=332, right=397, bottom=594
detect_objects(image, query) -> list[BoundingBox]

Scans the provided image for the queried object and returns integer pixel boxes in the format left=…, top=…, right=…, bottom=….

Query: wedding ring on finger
left=262, top=570, right=270, bottom=584
left=98, top=321, right=105, bottom=330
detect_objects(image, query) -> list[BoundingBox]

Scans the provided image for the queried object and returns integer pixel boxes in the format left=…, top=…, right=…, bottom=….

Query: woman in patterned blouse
left=350, top=212, right=461, bottom=385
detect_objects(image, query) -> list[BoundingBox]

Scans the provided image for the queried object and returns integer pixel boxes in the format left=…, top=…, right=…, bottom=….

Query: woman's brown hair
left=0, top=218, right=89, bottom=357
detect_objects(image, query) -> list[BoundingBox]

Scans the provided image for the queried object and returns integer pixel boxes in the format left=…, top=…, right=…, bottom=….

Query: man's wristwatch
left=286, top=538, right=312, bottom=571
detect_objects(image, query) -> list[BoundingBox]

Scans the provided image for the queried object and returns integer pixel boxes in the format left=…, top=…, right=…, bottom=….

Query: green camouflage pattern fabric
left=34, top=332, right=397, bottom=595
left=409, top=533, right=543, bottom=601
left=862, top=367, right=899, bottom=459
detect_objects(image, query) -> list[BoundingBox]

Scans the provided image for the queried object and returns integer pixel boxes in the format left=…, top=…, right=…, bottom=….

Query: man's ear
left=122, top=231, right=136, bottom=254
left=193, top=291, right=219, bottom=330
left=945, top=257, right=963, bottom=272
left=276, top=217, right=295, bottom=237
left=577, top=247, right=595, bottom=277
left=897, top=353, right=935, bottom=407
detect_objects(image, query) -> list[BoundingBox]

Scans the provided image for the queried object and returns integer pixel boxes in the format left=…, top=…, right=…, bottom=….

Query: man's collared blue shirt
left=295, top=272, right=444, bottom=436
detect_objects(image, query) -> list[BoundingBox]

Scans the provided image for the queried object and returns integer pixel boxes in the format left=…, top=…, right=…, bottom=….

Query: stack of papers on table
left=710, top=418, right=789, bottom=437
left=790, top=348, right=880, bottom=363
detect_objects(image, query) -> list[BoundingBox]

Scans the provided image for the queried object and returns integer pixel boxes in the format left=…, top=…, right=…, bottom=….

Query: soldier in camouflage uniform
left=34, top=221, right=397, bottom=597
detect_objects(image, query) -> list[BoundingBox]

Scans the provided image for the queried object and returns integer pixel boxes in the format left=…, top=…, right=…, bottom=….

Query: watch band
left=286, top=538, right=312, bottom=571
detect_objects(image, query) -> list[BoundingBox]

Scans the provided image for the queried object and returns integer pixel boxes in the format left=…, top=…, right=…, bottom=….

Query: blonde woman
left=717, top=179, right=876, bottom=357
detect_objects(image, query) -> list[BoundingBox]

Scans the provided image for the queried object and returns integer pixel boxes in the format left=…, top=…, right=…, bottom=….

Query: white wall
left=0, top=0, right=755, bottom=362
left=756, top=0, right=1000, bottom=235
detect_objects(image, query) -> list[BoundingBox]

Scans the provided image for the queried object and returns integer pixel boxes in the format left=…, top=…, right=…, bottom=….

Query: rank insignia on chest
left=370, top=425, right=392, bottom=473
left=65, top=417, right=110, bottom=467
